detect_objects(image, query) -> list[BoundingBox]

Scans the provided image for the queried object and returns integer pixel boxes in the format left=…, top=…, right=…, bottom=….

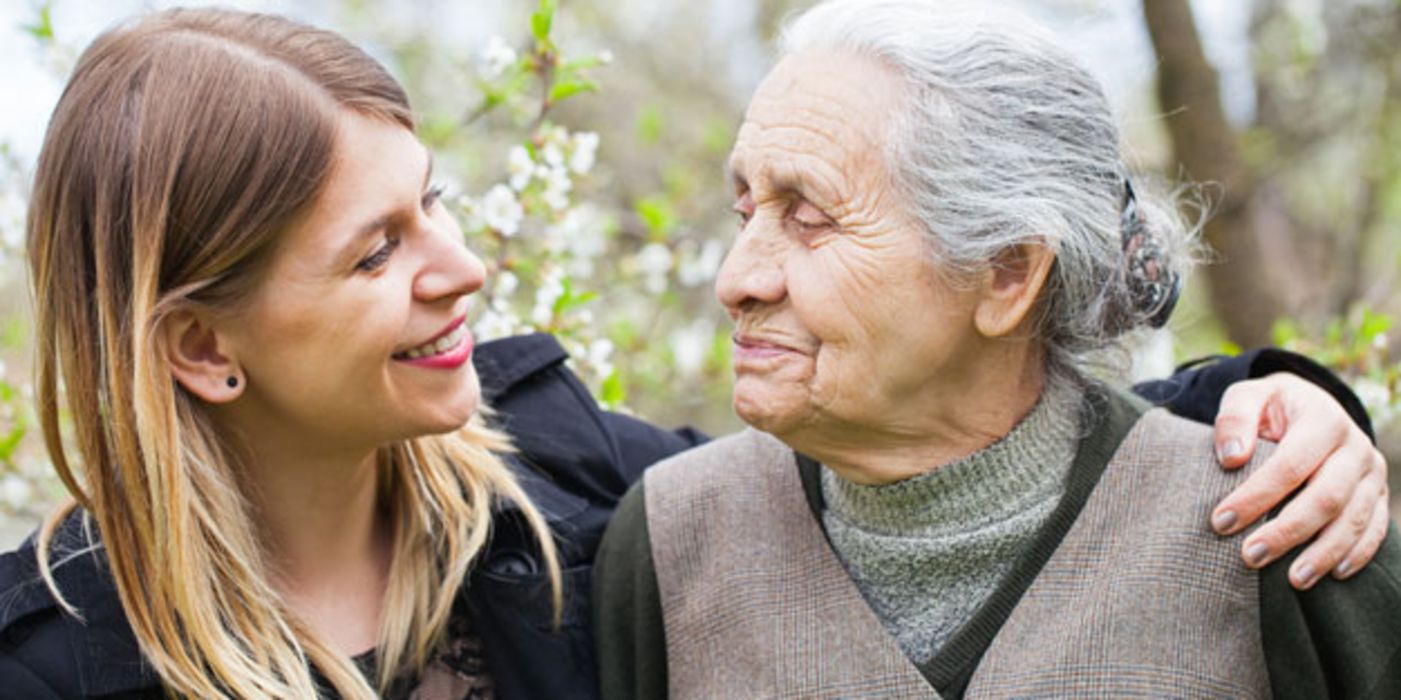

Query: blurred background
left=0, top=0, right=1398, bottom=544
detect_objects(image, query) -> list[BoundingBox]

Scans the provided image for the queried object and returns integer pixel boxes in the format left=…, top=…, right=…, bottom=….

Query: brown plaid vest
left=644, top=409, right=1272, bottom=698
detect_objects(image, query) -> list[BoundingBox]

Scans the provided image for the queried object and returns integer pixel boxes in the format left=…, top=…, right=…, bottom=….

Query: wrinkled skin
left=717, top=49, right=1390, bottom=585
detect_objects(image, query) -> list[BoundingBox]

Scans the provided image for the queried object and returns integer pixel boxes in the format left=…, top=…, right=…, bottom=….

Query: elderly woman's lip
left=733, top=335, right=804, bottom=359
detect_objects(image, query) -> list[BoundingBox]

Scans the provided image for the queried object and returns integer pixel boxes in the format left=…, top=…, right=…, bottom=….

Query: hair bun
left=1121, top=178, right=1182, bottom=328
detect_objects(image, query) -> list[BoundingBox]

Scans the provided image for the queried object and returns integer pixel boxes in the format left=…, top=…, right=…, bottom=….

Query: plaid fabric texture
left=646, top=411, right=1272, bottom=699
left=647, top=429, right=934, bottom=699
left=968, top=409, right=1271, bottom=698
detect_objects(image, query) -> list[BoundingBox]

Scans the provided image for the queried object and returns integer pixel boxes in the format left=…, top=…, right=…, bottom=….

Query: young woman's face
left=222, top=111, right=486, bottom=450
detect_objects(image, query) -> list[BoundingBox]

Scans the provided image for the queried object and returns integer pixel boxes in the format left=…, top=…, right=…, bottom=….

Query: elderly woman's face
left=718, top=50, right=989, bottom=442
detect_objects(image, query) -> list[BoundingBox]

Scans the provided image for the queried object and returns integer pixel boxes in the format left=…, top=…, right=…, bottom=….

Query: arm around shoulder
left=592, top=480, right=669, bottom=700
left=1261, top=521, right=1401, bottom=698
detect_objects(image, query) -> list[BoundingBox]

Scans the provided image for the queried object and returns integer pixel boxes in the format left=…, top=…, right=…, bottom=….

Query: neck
left=219, top=412, right=393, bottom=654
left=250, top=447, right=388, bottom=591
left=790, top=341, right=1047, bottom=486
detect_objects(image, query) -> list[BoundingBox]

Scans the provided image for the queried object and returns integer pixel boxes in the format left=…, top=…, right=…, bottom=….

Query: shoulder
left=0, top=530, right=79, bottom=696
left=0, top=514, right=156, bottom=698
left=645, top=429, right=789, bottom=492
left=1131, top=406, right=1212, bottom=446
left=475, top=332, right=700, bottom=505
left=1261, top=522, right=1401, bottom=698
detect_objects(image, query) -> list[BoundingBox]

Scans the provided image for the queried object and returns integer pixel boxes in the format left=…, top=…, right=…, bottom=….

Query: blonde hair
left=26, top=8, right=560, bottom=698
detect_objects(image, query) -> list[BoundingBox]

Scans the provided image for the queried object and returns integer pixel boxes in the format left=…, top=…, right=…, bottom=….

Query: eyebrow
left=350, top=152, right=434, bottom=240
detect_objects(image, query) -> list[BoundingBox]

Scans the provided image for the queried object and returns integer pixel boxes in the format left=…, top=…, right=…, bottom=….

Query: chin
left=732, top=385, right=802, bottom=438
left=413, top=380, right=482, bottom=436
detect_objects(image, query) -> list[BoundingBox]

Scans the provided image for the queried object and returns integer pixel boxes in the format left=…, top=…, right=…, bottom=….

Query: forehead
left=730, top=49, right=905, bottom=187
left=280, top=113, right=427, bottom=256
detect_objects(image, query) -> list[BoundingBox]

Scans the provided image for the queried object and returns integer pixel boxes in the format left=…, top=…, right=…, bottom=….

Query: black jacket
left=0, top=335, right=1370, bottom=699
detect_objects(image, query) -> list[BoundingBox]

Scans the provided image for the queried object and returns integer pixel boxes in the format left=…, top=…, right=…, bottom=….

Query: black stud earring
left=226, top=376, right=239, bottom=389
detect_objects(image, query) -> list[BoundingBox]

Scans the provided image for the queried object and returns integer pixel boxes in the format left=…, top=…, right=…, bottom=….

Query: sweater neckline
left=795, top=383, right=1149, bottom=697
left=820, top=375, right=1082, bottom=538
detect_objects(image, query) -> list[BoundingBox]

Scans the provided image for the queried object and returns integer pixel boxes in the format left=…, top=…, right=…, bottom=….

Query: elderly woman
left=593, top=1, right=1401, bottom=698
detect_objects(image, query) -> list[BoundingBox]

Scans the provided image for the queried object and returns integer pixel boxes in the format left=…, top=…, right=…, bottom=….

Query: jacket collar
left=474, top=332, right=569, bottom=404
left=13, top=334, right=577, bottom=697
left=35, top=512, right=160, bottom=696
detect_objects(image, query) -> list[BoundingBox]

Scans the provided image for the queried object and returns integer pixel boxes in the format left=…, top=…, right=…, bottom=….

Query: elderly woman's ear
left=973, top=243, right=1057, bottom=338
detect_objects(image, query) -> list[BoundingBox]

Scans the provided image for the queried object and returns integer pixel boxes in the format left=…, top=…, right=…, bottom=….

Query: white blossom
left=678, top=239, right=725, bottom=287
left=587, top=338, right=615, bottom=378
left=636, top=242, right=674, bottom=295
left=532, top=267, right=566, bottom=326
left=0, top=189, right=25, bottom=252
left=542, top=166, right=572, bottom=211
left=1353, top=377, right=1392, bottom=414
left=482, top=36, right=518, bottom=78
left=473, top=308, right=518, bottom=341
left=670, top=319, right=714, bottom=377
left=569, top=132, right=600, bottom=175
left=457, top=195, right=486, bottom=233
left=598, top=49, right=615, bottom=65
left=507, top=145, right=535, bottom=191
left=541, top=126, right=569, bottom=169
left=481, top=184, right=523, bottom=237
left=556, top=204, right=608, bottom=260
left=494, top=270, right=520, bottom=299
left=0, top=474, right=31, bottom=509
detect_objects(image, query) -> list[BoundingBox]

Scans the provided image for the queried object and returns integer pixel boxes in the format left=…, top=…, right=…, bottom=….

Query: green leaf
left=0, top=425, right=23, bottom=461
left=635, top=196, right=676, bottom=238
left=635, top=105, right=664, bottom=145
left=531, top=0, right=557, bottom=42
left=1359, top=309, right=1392, bottom=342
left=1219, top=340, right=1243, bottom=357
left=417, top=113, right=459, bottom=149
left=702, top=118, right=736, bottom=154
left=21, top=3, right=54, bottom=41
left=548, top=79, right=597, bottom=103
left=600, top=370, right=626, bottom=407
left=562, top=55, right=605, bottom=72
left=1270, top=318, right=1300, bottom=348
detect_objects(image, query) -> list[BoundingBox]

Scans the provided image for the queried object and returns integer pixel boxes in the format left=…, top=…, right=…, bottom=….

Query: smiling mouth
left=394, top=319, right=468, bottom=360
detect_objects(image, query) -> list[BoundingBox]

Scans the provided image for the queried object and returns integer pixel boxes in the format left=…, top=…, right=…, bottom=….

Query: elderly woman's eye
left=732, top=191, right=755, bottom=227
left=790, top=200, right=832, bottom=230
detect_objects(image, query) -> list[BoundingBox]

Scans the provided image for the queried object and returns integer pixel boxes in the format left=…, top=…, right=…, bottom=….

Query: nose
left=715, top=223, right=786, bottom=315
left=413, top=217, right=485, bottom=302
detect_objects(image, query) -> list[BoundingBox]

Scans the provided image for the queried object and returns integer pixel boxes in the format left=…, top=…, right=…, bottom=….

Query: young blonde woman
left=0, top=7, right=1388, bottom=700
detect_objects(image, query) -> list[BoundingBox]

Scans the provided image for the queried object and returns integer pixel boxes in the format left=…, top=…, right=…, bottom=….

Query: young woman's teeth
left=402, top=324, right=465, bottom=359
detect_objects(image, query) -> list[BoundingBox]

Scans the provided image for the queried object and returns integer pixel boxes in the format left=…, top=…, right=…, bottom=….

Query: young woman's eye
left=356, top=234, right=400, bottom=272
left=421, top=182, right=446, bottom=212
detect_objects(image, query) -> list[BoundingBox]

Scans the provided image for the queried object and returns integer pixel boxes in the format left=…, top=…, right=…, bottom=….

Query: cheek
left=246, top=291, right=404, bottom=388
left=789, top=246, right=897, bottom=343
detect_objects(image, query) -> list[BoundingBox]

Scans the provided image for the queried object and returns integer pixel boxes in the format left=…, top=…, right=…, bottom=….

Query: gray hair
left=780, top=0, right=1200, bottom=379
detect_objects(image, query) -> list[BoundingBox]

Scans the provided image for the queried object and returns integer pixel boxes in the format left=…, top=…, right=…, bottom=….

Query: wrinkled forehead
left=729, top=50, right=905, bottom=191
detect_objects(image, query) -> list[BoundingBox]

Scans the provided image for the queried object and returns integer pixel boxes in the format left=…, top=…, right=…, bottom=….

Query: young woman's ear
left=161, top=309, right=243, bottom=403
left=973, top=242, right=1057, bottom=338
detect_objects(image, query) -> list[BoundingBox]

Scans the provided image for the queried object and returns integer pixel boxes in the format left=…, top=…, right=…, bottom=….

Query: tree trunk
left=1142, top=0, right=1285, bottom=347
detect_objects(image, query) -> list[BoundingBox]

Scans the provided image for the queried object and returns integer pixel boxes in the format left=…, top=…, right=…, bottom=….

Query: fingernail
left=1292, top=562, right=1315, bottom=588
left=1211, top=510, right=1238, bottom=533
left=1335, top=560, right=1352, bottom=577
left=1245, top=541, right=1270, bottom=566
left=1217, top=439, right=1243, bottom=462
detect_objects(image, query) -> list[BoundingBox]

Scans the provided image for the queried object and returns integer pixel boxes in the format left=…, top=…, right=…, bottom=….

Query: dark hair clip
left=1121, top=178, right=1181, bottom=328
